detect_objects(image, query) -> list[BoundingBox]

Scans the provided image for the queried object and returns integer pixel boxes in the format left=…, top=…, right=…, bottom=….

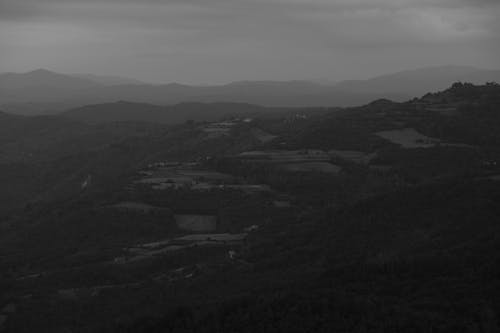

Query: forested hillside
left=1, top=83, right=500, bottom=332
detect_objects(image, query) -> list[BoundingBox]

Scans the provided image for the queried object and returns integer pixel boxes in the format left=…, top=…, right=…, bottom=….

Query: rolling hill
left=62, top=101, right=277, bottom=124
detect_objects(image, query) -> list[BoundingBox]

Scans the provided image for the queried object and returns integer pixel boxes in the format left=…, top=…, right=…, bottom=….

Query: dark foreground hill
left=116, top=180, right=500, bottom=333
left=1, top=83, right=500, bottom=332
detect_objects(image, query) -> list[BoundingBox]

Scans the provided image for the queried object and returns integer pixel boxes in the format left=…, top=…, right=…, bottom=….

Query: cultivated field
left=117, top=233, right=248, bottom=263
left=281, top=162, right=341, bottom=173
left=110, top=202, right=166, bottom=212
left=328, top=149, right=377, bottom=164
left=376, top=128, right=440, bottom=148
left=175, top=214, right=218, bottom=232
left=376, top=128, right=473, bottom=149
left=251, top=128, right=278, bottom=143
left=238, top=150, right=330, bottom=163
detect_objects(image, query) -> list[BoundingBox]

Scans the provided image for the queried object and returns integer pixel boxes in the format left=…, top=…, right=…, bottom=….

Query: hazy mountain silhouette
left=0, top=69, right=100, bottom=113
left=336, top=65, right=500, bottom=95
left=1, top=66, right=498, bottom=115
left=70, top=73, right=147, bottom=86
left=0, top=69, right=98, bottom=93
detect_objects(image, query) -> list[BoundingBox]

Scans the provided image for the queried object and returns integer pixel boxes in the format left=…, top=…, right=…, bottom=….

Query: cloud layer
left=1, top=0, right=499, bottom=83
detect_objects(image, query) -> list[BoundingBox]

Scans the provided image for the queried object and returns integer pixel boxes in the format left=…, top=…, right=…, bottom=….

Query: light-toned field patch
left=281, top=162, right=341, bottom=173
left=174, top=215, right=217, bottom=233
left=328, top=149, right=377, bottom=165
left=251, top=128, right=278, bottom=143
left=425, top=107, right=458, bottom=116
left=136, top=176, right=192, bottom=185
left=239, top=150, right=330, bottom=163
left=134, top=164, right=238, bottom=191
left=116, top=233, right=248, bottom=263
left=202, top=127, right=230, bottom=137
left=177, top=170, right=234, bottom=182
left=376, top=128, right=473, bottom=149
left=238, top=150, right=340, bottom=174
left=175, top=233, right=248, bottom=242
left=110, top=202, right=166, bottom=212
left=376, top=128, right=440, bottom=148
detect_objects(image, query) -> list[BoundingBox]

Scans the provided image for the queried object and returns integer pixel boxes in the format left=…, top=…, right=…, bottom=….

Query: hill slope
left=62, top=101, right=275, bottom=124
left=1, top=83, right=500, bottom=331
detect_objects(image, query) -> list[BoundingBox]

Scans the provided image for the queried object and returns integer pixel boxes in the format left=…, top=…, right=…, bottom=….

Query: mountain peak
left=367, top=98, right=396, bottom=107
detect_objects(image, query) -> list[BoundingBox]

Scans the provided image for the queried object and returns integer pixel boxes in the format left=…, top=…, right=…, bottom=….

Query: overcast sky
left=1, top=0, right=499, bottom=84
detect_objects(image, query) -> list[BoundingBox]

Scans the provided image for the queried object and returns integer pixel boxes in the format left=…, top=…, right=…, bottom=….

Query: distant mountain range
left=335, top=65, right=500, bottom=95
left=69, top=73, right=146, bottom=86
left=1, top=66, right=499, bottom=115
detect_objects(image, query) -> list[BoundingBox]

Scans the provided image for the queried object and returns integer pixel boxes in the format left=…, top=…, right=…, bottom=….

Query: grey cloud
left=0, top=0, right=498, bottom=83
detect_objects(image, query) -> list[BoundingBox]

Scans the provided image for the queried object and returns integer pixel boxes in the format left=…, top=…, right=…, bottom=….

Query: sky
left=1, top=0, right=499, bottom=84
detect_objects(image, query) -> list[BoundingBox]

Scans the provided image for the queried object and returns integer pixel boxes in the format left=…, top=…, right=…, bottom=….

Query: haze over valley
left=1, top=65, right=500, bottom=115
